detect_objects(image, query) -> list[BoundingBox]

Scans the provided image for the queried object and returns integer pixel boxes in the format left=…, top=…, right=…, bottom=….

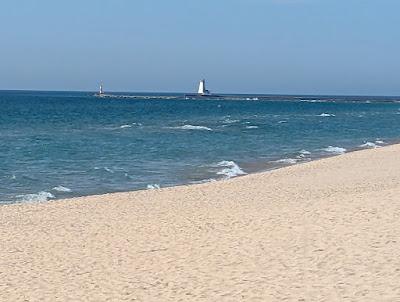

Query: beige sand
left=2, top=145, right=400, bottom=301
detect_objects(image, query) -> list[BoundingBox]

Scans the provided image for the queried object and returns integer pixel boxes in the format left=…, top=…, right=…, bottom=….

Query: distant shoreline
left=2, top=88, right=400, bottom=99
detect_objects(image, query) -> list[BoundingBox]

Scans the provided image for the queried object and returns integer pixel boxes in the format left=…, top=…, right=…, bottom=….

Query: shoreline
left=2, top=144, right=400, bottom=300
left=4, top=139, right=395, bottom=206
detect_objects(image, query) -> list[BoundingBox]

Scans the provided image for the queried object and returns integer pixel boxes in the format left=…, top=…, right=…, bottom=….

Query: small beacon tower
left=197, top=79, right=210, bottom=95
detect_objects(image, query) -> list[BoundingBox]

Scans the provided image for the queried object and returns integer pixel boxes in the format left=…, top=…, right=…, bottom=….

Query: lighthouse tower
left=197, top=79, right=210, bottom=95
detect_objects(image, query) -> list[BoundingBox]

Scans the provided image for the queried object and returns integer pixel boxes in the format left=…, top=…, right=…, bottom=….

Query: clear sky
left=1, top=0, right=399, bottom=95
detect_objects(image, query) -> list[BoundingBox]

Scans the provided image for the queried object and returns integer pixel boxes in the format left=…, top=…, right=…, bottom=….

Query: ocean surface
left=1, top=90, right=400, bottom=205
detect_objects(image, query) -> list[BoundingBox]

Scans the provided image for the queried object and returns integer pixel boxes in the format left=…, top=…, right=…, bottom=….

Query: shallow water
left=1, top=90, right=400, bottom=204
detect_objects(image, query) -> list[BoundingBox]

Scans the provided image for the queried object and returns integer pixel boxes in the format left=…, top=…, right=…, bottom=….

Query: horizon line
left=1, top=88, right=400, bottom=98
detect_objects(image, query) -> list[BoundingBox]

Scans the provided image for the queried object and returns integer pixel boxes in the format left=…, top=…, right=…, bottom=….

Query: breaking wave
left=52, top=186, right=72, bottom=192
left=323, top=146, right=347, bottom=154
left=274, top=158, right=299, bottom=165
left=216, top=161, right=246, bottom=179
left=222, top=118, right=240, bottom=124
left=359, top=142, right=379, bottom=149
left=16, top=191, right=55, bottom=203
left=245, top=125, right=259, bottom=129
left=318, top=113, right=336, bottom=117
left=168, top=125, right=212, bottom=131
left=299, top=149, right=311, bottom=156
left=147, top=184, right=161, bottom=190
left=296, top=149, right=312, bottom=159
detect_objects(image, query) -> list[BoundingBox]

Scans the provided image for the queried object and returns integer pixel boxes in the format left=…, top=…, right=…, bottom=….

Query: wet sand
left=1, top=144, right=400, bottom=301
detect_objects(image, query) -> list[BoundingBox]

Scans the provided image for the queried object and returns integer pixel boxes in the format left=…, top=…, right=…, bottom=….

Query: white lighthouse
left=197, top=79, right=210, bottom=95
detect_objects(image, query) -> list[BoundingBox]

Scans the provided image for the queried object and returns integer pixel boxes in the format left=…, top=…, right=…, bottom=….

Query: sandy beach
left=1, top=144, right=400, bottom=301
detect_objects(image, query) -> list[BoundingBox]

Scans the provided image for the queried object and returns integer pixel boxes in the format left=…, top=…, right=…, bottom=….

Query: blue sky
left=1, top=0, right=399, bottom=95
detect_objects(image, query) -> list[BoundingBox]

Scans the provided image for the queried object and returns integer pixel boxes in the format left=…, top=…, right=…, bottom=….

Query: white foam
left=169, top=125, right=212, bottom=131
left=11, top=174, right=16, bottom=180
left=296, top=149, right=311, bottom=159
left=95, top=167, right=114, bottom=173
left=52, top=186, right=72, bottom=192
left=275, top=158, right=299, bottom=164
left=147, top=184, right=161, bottom=190
left=318, top=113, right=336, bottom=117
left=278, top=120, right=287, bottom=124
left=16, top=191, right=55, bottom=203
left=216, top=161, right=246, bottom=179
left=245, top=125, right=259, bottom=129
left=359, top=142, right=379, bottom=149
left=323, top=146, right=347, bottom=154
left=299, top=149, right=311, bottom=155
left=223, top=118, right=240, bottom=124
left=120, top=124, right=132, bottom=129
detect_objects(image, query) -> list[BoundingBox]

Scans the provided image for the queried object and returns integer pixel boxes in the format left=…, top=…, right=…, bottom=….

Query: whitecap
left=216, top=161, right=247, bottom=179
left=375, top=140, right=385, bottom=145
left=323, top=146, right=347, bottom=154
left=278, top=120, right=287, bottom=124
left=299, top=149, right=311, bottom=155
left=52, top=186, right=72, bottom=192
left=245, top=125, right=259, bottom=129
left=94, top=167, right=114, bottom=173
left=222, top=118, right=240, bottom=124
left=296, top=149, right=311, bottom=159
left=359, top=142, right=379, bottom=149
left=147, top=184, right=161, bottom=190
left=168, top=125, right=212, bottom=131
left=11, top=174, right=16, bottom=180
left=16, top=191, right=55, bottom=203
left=318, top=113, right=336, bottom=117
left=120, top=124, right=132, bottom=129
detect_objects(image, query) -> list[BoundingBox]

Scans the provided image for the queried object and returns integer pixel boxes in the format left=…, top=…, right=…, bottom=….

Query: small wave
left=296, top=149, right=311, bottom=159
left=359, top=142, right=379, bottom=149
left=168, top=125, right=212, bottom=131
left=52, top=186, right=72, bottom=192
left=94, top=167, right=114, bottom=173
left=375, top=140, right=385, bottom=145
left=278, top=120, right=287, bottom=124
left=147, top=184, right=161, bottom=190
left=300, top=99, right=324, bottom=103
left=11, top=174, right=16, bottom=180
left=275, top=158, right=299, bottom=165
left=16, top=191, right=55, bottom=203
left=216, top=161, right=246, bottom=179
left=318, top=113, right=335, bottom=117
left=120, top=124, right=132, bottom=129
left=245, top=125, right=259, bottom=129
left=299, top=149, right=311, bottom=155
left=222, top=118, right=240, bottom=124
left=323, top=146, right=347, bottom=154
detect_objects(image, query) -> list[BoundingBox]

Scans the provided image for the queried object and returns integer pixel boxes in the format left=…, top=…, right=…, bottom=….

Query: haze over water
left=1, top=90, right=400, bottom=204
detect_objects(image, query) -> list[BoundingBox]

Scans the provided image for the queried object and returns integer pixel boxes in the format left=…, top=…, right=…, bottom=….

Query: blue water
left=1, top=90, right=400, bottom=204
